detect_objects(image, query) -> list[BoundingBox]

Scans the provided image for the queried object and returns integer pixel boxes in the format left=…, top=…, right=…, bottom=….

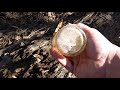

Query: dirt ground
left=0, top=12, right=120, bottom=78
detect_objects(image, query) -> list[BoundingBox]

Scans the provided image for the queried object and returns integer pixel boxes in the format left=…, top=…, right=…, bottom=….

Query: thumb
left=50, top=47, right=73, bottom=72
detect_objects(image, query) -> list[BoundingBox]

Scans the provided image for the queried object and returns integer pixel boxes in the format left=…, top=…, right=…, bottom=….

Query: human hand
left=50, top=23, right=117, bottom=78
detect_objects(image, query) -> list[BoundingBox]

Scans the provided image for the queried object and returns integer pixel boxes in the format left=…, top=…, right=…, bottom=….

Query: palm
left=69, top=24, right=112, bottom=77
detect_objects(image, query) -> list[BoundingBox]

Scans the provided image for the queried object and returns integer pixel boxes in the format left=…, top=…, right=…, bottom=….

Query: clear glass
left=52, top=23, right=87, bottom=57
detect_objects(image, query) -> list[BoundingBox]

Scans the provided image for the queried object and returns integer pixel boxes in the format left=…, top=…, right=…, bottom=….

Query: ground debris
left=0, top=12, right=120, bottom=78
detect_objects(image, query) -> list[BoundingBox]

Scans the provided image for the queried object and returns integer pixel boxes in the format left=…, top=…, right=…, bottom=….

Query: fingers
left=77, top=23, right=107, bottom=39
left=50, top=47, right=73, bottom=72
left=76, top=23, right=96, bottom=35
left=77, top=23, right=91, bottom=31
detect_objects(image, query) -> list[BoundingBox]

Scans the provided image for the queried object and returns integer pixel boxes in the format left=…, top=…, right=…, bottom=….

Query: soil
left=0, top=12, right=120, bottom=78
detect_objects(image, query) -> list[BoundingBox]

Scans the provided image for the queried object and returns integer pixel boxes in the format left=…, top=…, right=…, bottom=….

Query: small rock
left=33, top=54, right=43, bottom=63
left=20, top=42, right=25, bottom=46
left=11, top=75, right=17, bottom=78
left=15, top=35, right=21, bottom=41
left=15, top=68, right=23, bottom=73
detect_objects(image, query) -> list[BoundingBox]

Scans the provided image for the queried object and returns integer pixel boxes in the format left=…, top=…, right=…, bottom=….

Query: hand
left=50, top=23, right=117, bottom=78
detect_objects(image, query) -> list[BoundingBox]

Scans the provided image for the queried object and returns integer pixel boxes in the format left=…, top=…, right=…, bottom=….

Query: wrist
left=106, top=44, right=120, bottom=78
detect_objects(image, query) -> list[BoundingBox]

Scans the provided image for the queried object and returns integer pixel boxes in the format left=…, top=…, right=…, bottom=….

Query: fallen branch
left=0, top=41, right=21, bottom=56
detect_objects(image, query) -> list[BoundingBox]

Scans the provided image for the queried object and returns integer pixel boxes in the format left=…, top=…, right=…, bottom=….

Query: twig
left=0, top=41, right=20, bottom=56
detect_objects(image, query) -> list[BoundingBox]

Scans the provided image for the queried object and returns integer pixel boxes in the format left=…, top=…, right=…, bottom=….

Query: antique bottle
left=52, top=23, right=87, bottom=57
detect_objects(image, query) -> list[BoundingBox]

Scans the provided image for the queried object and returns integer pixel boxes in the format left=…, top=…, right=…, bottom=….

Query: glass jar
left=52, top=23, right=87, bottom=57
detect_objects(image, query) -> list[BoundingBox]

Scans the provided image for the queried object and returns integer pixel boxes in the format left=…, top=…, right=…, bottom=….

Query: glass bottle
left=52, top=23, right=87, bottom=57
